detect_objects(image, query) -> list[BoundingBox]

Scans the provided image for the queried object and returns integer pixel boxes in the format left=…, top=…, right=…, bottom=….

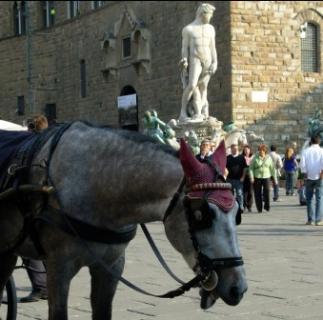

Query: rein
left=140, top=223, right=185, bottom=285
left=163, top=178, right=186, bottom=223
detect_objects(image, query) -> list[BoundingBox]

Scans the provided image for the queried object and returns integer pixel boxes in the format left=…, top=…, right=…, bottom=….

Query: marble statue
left=179, top=3, right=217, bottom=123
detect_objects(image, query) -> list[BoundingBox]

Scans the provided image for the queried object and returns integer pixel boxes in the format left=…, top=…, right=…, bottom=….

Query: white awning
left=0, top=120, right=27, bottom=131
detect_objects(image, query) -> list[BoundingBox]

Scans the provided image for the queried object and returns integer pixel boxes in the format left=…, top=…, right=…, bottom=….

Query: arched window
left=42, top=1, right=55, bottom=28
left=20, top=1, right=26, bottom=35
left=13, top=1, right=26, bottom=36
left=91, top=1, right=105, bottom=10
left=68, top=1, right=80, bottom=19
left=13, top=1, right=19, bottom=35
left=301, top=23, right=320, bottom=72
left=118, top=86, right=138, bottom=131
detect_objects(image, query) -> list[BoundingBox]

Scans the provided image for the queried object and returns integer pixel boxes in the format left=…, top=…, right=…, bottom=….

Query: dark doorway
left=118, top=86, right=138, bottom=131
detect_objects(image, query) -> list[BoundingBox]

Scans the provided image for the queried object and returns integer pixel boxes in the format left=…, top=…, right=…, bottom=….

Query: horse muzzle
left=221, top=283, right=247, bottom=306
left=216, top=268, right=248, bottom=306
left=196, top=253, right=247, bottom=307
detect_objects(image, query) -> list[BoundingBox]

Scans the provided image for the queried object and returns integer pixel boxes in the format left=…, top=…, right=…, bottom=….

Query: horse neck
left=49, top=123, right=183, bottom=228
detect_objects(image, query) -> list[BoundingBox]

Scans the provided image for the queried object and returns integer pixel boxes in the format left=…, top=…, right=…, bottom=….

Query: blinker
left=185, top=198, right=241, bottom=229
left=187, top=201, right=214, bottom=231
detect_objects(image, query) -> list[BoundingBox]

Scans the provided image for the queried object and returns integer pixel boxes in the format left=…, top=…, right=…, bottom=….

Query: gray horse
left=0, top=122, right=247, bottom=319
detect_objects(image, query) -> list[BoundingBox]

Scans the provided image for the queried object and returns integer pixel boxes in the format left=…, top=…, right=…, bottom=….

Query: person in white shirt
left=300, top=135, right=323, bottom=226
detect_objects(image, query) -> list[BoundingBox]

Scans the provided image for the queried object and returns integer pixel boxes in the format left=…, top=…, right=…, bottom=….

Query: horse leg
left=0, top=253, right=17, bottom=302
left=89, top=255, right=125, bottom=320
left=46, top=257, right=81, bottom=320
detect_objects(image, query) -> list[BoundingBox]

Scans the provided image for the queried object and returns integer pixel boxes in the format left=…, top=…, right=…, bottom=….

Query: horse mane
left=63, top=120, right=179, bottom=158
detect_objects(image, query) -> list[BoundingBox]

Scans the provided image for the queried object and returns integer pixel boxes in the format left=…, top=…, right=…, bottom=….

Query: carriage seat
left=0, top=130, right=37, bottom=190
left=0, top=126, right=67, bottom=192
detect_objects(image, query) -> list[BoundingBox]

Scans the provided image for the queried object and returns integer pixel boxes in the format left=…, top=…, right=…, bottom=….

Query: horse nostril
left=230, top=286, right=241, bottom=300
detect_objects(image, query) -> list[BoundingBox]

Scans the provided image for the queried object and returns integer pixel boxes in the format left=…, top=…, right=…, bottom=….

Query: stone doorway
left=117, top=85, right=138, bottom=131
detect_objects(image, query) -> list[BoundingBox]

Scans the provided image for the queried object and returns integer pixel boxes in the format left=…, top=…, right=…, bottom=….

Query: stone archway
left=117, top=85, right=138, bottom=131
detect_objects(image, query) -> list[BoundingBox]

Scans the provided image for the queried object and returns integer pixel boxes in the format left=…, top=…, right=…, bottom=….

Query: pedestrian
left=249, top=144, right=277, bottom=213
left=226, top=143, right=247, bottom=213
left=242, top=145, right=253, bottom=212
left=270, top=145, right=283, bottom=201
left=21, top=115, right=48, bottom=303
left=20, top=259, right=48, bottom=302
left=283, top=147, right=298, bottom=195
left=196, top=139, right=212, bottom=163
left=27, top=114, right=48, bottom=132
left=300, top=135, right=323, bottom=226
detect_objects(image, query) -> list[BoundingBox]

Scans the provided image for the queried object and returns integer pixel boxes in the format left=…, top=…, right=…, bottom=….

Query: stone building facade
left=230, top=1, right=323, bottom=148
left=0, top=1, right=322, bottom=147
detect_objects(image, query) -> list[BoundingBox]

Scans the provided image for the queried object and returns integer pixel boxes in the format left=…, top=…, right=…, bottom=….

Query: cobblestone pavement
left=8, top=191, right=323, bottom=319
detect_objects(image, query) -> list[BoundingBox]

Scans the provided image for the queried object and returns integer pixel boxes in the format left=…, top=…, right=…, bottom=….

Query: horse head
left=164, top=139, right=247, bottom=307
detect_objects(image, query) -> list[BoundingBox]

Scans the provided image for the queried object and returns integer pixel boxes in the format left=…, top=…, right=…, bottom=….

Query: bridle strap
left=163, top=177, right=186, bottom=222
left=198, top=253, right=244, bottom=274
left=140, top=224, right=185, bottom=284
left=212, top=257, right=244, bottom=269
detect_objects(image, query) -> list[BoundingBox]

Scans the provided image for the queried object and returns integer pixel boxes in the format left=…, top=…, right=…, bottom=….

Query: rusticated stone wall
left=230, top=1, right=323, bottom=150
left=0, top=1, right=231, bottom=128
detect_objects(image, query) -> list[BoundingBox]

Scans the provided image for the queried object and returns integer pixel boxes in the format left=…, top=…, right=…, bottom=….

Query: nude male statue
left=179, top=3, right=217, bottom=122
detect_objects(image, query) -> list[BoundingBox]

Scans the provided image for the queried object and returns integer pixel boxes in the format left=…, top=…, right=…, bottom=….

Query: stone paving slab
left=7, top=190, right=323, bottom=319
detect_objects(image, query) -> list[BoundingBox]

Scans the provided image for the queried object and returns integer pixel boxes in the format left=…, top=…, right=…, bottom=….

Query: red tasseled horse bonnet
left=179, top=139, right=235, bottom=212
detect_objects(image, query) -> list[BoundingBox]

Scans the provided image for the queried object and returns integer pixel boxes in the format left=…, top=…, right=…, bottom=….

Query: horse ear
left=210, top=140, right=226, bottom=174
left=179, top=138, right=202, bottom=177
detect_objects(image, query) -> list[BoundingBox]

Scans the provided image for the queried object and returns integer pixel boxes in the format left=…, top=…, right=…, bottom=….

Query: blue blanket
left=0, top=124, right=72, bottom=191
left=0, top=130, right=37, bottom=187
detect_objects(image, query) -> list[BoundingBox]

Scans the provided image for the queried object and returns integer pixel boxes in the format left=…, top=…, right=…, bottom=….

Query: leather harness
left=0, top=123, right=137, bottom=255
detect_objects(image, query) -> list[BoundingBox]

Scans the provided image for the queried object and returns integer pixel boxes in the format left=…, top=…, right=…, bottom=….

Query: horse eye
left=194, top=210, right=203, bottom=221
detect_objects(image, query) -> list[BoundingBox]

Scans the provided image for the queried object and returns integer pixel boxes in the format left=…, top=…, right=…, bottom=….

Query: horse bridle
left=163, top=177, right=244, bottom=282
